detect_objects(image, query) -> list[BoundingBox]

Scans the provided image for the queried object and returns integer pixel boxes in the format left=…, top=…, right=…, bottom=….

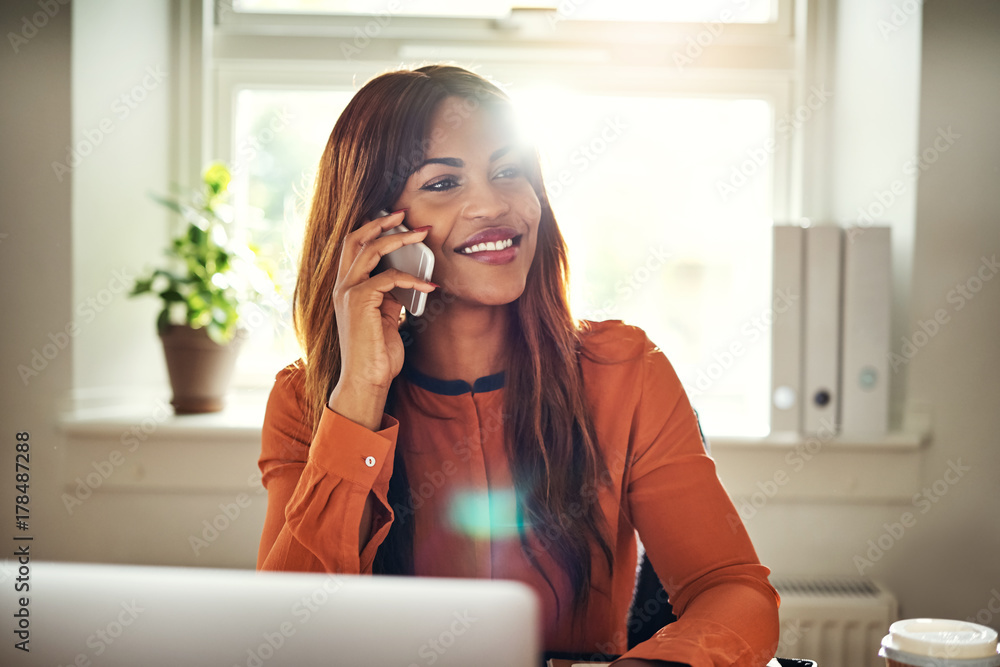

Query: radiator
left=772, top=578, right=898, bottom=667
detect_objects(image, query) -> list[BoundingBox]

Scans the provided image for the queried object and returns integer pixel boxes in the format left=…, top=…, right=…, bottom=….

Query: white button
left=364, top=456, right=376, bottom=467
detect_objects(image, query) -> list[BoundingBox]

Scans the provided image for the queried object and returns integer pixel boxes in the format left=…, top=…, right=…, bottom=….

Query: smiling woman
left=256, top=65, right=779, bottom=666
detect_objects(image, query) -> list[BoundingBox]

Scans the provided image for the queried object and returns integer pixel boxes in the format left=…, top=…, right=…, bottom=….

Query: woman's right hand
left=327, top=209, right=435, bottom=429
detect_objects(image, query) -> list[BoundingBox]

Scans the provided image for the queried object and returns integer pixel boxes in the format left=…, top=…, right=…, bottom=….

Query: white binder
left=770, top=225, right=805, bottom=433
left=802, top=225, right=843, bottom=434
left=840, top=226, right=891, bottom=435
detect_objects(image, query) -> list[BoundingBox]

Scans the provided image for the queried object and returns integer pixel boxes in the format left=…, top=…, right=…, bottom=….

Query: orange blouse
left=257, top=320, right=780, bottom=666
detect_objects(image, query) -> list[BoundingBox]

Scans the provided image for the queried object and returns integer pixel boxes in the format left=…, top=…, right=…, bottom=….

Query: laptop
left=0, top=560, right=540, bottom=667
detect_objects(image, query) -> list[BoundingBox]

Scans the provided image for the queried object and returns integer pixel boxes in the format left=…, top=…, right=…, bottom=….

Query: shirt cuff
left=308, top=407, right=399, bottom=489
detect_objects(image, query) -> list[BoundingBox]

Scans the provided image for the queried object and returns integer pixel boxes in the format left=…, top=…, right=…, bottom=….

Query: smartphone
left=374, top=210, right=435, bottom=317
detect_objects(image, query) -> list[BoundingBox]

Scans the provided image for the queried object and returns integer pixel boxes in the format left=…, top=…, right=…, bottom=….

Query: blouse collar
left=401, top=362, right=505, bottom=396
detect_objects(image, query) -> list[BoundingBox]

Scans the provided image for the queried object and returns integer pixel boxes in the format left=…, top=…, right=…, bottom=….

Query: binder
left=840, top=226, right=891, bottom=435
left=770, top=225, right=805, bottom=433
left=802, top=225, right=843, bottom=434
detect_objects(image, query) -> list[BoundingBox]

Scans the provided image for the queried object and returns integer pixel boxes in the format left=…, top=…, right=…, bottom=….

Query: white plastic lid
left=882, top=618, right=999, bottom=660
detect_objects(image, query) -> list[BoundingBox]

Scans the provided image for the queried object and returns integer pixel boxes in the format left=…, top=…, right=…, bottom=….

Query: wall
left=0, top=0, right=74, bottom=560
left=894, top=0, right=1000, bottom=623
left=71, top=0, right=172, bottom=396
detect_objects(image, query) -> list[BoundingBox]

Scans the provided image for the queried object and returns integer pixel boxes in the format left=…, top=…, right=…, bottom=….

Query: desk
left=544, top=656, right=803, bottom=666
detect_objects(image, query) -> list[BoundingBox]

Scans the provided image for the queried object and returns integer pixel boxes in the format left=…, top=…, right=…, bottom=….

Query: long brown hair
left=292, top=65, right=614, bottom=618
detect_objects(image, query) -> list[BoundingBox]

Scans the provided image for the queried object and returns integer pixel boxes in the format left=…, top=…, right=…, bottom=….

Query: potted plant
left=130, top=161, right=280, bottom=414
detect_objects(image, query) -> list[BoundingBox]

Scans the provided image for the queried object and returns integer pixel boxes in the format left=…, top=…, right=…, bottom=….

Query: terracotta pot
left=159, top=324, right=247, bottom=414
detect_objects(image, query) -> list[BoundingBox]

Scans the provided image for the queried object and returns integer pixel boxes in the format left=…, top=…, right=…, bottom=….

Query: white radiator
left=773, top=578, right=898, bottom=667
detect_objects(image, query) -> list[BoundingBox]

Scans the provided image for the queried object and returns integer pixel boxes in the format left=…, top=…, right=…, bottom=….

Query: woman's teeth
left=461, top=238, right=514, bottom=254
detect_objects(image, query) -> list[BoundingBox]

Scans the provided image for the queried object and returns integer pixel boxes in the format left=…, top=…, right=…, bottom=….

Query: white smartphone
left=375, top=209, right=435, bottom=317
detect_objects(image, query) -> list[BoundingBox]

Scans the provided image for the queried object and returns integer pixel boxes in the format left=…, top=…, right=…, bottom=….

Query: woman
left=256, top=64, right=780, bottom=666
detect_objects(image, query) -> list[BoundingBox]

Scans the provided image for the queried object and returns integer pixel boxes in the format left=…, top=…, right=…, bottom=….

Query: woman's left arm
left=613, top=337, right=780, bottom=667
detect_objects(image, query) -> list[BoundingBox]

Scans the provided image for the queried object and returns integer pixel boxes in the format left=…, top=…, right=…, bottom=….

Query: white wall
left=893, top=0, right=1000, bottom=623
left=0, top=0, right=74, bottom=559
left=71, top=0, right=172, bottom=396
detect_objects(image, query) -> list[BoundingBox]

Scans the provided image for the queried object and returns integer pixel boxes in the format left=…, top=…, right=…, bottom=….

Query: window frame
left=215, top=0, right=797, bottom=42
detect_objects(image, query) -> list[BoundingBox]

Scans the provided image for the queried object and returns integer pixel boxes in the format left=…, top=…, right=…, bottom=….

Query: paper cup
left=880, top=618, right=1000, bottom=667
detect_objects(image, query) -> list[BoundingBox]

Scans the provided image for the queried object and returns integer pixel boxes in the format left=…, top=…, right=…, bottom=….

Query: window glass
left=229, top=89, right=356, bottom=383
left=511, top=90, right=773, bottom=435
left=232, top=87, right=774, bottom=434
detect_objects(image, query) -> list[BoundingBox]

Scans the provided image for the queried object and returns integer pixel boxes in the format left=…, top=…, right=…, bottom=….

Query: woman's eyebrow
left=490, top=145, right=513, bottom=161
left=413, top=146, right=515, bottom=172
left=415, top=157, right=463, bottom=170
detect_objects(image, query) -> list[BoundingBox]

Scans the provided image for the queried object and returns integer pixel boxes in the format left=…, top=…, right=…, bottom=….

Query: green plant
left=130, top=162, right=280, bottom=345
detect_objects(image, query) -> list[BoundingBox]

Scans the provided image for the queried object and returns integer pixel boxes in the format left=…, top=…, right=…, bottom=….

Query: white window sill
left=709, top=414, right=931, bottom=503
left=58, top=391, right=268, bottom=441
left=57, top=389, right=270, bottom=494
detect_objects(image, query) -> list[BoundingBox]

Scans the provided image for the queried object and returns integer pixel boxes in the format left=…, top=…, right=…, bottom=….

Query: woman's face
left=391, top=96, right=541, bottom=309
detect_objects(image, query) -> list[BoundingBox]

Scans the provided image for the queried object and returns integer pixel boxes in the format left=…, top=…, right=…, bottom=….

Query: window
left=209, top=0, right=811, bottom=435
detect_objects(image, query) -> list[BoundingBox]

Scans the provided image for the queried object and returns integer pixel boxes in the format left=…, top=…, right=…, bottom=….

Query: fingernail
left=391, top=208, right=408, bottom=215
left=428, top=281, right=440, bottom=288
left=412, top=225, right=432, bottom=233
